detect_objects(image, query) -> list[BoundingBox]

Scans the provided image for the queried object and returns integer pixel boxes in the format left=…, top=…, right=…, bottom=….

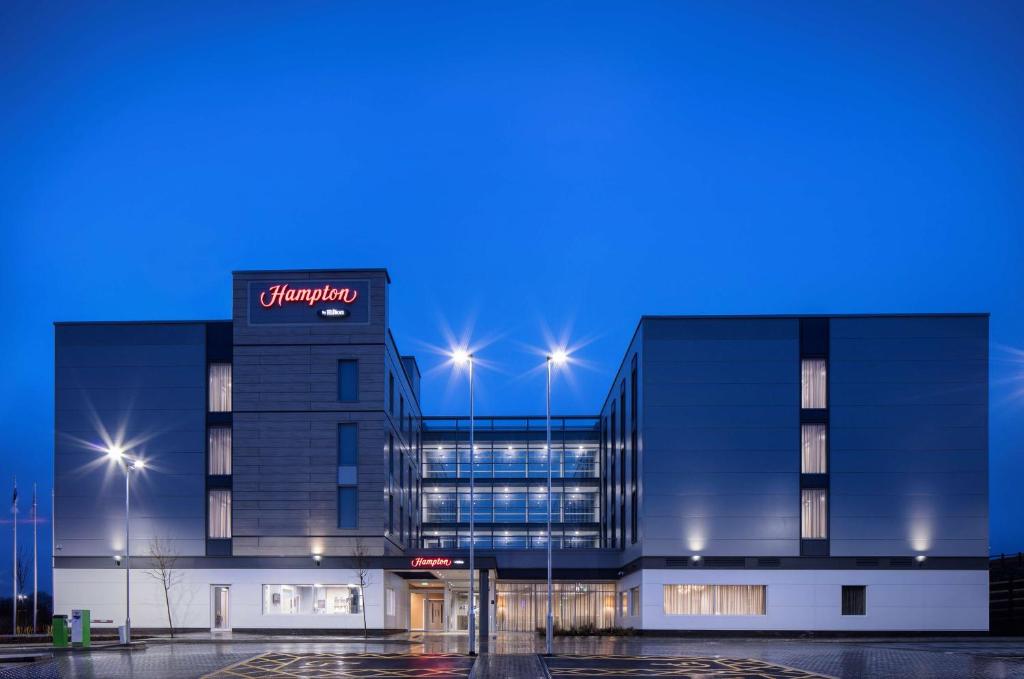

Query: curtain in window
left=801, top=359, right=827, bottom=409
left=662, top=585, right=765, bottom=615
left=209, top=363, right=232, bottom=412
left=801, top=424, right=827, bottom=474
left=801, top=488, right=828, bottom=539
left=208, top=427, right=232, bottom=475
left=208, top=489, right=232, bottom=538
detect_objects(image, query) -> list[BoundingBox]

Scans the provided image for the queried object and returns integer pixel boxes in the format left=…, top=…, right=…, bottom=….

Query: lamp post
left=451, top=349, right=476, bottom=655
left=545, top=350, right=568, bottom=656
left=106, top=446, right=144, bottom=645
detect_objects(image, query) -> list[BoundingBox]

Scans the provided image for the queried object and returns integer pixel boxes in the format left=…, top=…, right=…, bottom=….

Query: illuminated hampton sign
left=248, top=279, right=370, bottom=325
left=259, top=283, right=359, bottom=308
left=409, top=557, right=452, bottom=569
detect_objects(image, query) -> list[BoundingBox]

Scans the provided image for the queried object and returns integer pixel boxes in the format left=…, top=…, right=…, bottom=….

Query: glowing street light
left=544, top=348, right=570, bottom=655
left=448, top=347, right=477, bottom=655
left=105, top=444, right=145, bottom=645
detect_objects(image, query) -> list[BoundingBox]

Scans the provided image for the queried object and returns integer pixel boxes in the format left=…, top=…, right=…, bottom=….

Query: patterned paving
left=544, top=654, right=832, bottom=679
left=201, top=652, right=474, bottom=679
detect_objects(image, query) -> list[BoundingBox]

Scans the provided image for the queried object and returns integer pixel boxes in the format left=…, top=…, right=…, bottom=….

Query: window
left=338, top=424, right=358, bottom=466
left=619, top=380, right=626, bottom=545
left=389, top=372, right=395, bottom=414
left=609, top=404, right=616, bottom=549
left=801, top=358, right=827, bottom=409
left=386, top=587, right=396, bottom=617
left=620, top=591, right=628, bottom=616
left=663, top=585, right=766, bottom=616
left=630, top=355, right=638, bottom=543
left=208, top=490, right=231, bottom=538
left=842, top=585, right=866, bottom=616
left=208, top=426, right=232, bottom=475
left=801, top=488, right=828, bottom=539
left=801, top=424, right=827, bottom=474
left=338, top=360, right=359, bottom=401
left=208, top=363, right=232, bottom=412
left=262, top=584, right=362, bottom=615
left=338, top=487, right=357, bottom=528
left=630, top=586, right=640, bottom=616
left=399, top=395, right=405, bottom=432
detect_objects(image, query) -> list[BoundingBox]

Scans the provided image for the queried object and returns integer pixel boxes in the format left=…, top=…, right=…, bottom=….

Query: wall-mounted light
left=915, top=554, right=927, bottom=563
left=691, top=555, right=702, bottom=563
left=113, top=554, right=122, bottom=566
left=313, top=554, right=322, bottom=567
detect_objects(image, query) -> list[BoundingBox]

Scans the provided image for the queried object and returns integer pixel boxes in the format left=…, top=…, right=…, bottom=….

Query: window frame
left=338, top=360, right=359, bottom=402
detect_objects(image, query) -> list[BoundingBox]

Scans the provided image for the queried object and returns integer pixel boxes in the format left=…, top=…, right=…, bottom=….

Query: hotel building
left=53, top=269, right=989, bottom=633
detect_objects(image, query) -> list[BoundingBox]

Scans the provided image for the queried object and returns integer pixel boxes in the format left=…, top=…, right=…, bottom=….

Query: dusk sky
left=2, top=1, right=1022, bottom=592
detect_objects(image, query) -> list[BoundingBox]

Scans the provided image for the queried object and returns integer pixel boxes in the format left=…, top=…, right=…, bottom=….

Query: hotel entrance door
left=426, top=599, right=444, bottom=631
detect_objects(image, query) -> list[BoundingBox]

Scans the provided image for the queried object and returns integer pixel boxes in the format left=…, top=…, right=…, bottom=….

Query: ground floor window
left=663, top=584, right=766, bottom=616
left=620, top=591, right=628, bottom=616
left=496, top=582, right=615, bottom=632
left=842, top=585, right=866, bottom=615
left=262, top=585, right=362, bottom=615
left=629, top=586, right=640, bottom=616
left=386, top=587, right=396, bottom=616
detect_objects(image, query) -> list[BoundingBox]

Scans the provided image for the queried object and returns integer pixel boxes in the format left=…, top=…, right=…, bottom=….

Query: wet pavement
left=544, top=653, right=830, bottom=678
left=0, top=634, right=1020, bottom=678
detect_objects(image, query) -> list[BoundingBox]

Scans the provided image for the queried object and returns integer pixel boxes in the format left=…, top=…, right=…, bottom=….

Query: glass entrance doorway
left=426, top=599, right=444, bottom=630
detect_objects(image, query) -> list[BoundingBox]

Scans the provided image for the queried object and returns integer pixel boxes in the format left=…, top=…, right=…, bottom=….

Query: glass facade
left=496, top=582, right=616, bottom=632
left=421, top=417, right=601, bottom=549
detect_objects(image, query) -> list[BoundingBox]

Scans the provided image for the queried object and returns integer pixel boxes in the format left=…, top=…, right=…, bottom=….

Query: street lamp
left=105, top=445, right=144, bottom=645
left=545, top=349, right=569, bottom=655
left=450, top=348, right=476, bottom=655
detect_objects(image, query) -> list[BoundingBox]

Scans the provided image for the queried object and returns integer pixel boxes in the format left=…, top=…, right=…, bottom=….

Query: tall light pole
left=545, top=350, right=568, bottom=656
left=106, top=446, right=144, bottom=645
left=451, top=349, right=476, bottom=655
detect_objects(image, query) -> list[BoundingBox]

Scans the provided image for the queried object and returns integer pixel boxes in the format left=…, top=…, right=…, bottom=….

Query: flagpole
left=11, top=476, right=17, bottom=635
left=32, top=484, right=37, bottom=634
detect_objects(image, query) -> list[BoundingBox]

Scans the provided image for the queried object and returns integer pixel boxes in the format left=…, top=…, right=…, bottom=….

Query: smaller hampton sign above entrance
left=247, top=279, right=370, bottom=325
left=410, top=557, right=453, bottom=569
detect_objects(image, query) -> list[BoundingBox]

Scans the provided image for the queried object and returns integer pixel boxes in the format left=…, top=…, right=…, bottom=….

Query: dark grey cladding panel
left=640, top=317, right=801, bottom=557
left=829, top=316, right=988, bottom=558
left=54, top=323, right=207, bottom=558
left=644, top=318, right=799, bottom=341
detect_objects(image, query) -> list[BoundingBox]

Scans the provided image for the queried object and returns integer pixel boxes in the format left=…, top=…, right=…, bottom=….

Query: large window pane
left=208, top=426, right=232, bottom=475
left=338, top=360, right=359, bottom=402
left=208, top=363, right=232, bottom=412
left=662, top=585, right=765, bottom=616
left=801, top=359, right=827, bottom=409
left=338, top=424, right=358, bottom=465
left=842, top=585, right=866, bottom=615
left=208, top=489, right=231, bottom=538
left=262, top=584, right=362, bottom=615
left=496, top=583, right=615, bottom=632
left=338, top=487, right=357, bottom=528
left=801, top=488, right=828, bottom=539
left=801, top=424, right=827, bottom=474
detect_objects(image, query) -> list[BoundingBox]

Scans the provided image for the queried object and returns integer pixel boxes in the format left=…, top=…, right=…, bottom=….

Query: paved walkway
left=0, top=634, right=1021, bottom=678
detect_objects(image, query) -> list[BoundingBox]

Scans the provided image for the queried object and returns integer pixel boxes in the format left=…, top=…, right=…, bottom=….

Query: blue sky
left=1, top=1, right=1022, bottom=592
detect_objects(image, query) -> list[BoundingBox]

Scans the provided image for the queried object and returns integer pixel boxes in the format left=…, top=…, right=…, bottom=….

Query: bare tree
left=352, top=539, right=372, bottom=637
left=144, top=537, right=181, bottom=637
